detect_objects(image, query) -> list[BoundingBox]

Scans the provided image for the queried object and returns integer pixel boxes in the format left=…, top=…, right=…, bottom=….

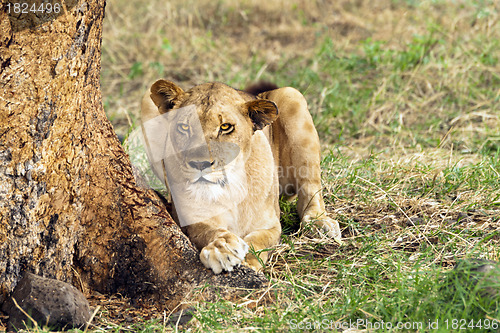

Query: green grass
left=186, top=229, right=499, bottom=332
left=83, top=0, right=500, bottom=331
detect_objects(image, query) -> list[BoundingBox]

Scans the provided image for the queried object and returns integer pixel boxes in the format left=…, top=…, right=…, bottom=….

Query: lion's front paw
left=200, top=233, right=249, bottom=274
left=303, top=213, right=342, bottom=243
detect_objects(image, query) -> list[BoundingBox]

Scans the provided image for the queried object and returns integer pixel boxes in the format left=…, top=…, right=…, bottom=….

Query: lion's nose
left=188, top=160, right=213, bottom=171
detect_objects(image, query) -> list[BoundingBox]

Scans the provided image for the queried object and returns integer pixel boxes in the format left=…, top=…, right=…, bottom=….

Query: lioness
left=141, top=80, right=341, bottom=274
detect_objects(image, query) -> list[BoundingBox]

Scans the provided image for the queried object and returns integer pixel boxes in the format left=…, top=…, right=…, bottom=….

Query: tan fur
left=141, top=80, right=341, bottom=274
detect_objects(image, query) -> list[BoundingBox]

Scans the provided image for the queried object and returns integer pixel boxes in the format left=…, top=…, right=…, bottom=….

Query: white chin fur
left=167, top=153, right=248, bottom=226
left=185, top=158, right=247, bottom=203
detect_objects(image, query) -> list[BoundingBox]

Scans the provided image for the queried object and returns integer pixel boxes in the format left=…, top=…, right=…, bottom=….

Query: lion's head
left=144, top=80, right=279, bottom=212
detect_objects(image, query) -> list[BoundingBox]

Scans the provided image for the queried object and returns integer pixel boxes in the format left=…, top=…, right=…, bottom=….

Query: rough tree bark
left=0, top=0, right=265, bottom=309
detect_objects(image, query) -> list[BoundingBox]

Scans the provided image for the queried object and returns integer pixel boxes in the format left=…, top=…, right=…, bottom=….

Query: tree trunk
left=0, top=0, right=265, bottom=309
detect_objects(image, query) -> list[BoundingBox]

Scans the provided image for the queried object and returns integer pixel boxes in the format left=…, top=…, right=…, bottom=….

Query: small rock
left=1, top=272, right=91, bottom=331
left=406, top=216, right=424, bottom=226
left=454, top=259, right=500, bottom=299
left=167, top=307, right=195, bottom=326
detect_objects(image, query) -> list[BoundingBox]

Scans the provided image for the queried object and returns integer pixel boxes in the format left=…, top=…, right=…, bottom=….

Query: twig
left=11, top=297, right=39, bottom=332
left=84, top=305, right=101, bottom=333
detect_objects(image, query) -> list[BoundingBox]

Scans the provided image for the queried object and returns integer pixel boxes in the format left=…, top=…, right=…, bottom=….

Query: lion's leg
left=243, top=225, right=281, bottom=271
left=263, top=87, right=342, bottom=241
left=186, top=220, right=249, bottom=274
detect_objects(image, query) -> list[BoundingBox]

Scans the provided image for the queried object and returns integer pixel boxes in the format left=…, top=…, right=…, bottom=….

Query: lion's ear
left=150, top=80, right=185, bottom=112
left=244, top=99, right=279, bottom=131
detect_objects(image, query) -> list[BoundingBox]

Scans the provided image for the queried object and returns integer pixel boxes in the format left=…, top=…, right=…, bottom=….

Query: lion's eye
left=219, top=123, right=234, bottom=133
left=177, top=123, right=190, bottom=133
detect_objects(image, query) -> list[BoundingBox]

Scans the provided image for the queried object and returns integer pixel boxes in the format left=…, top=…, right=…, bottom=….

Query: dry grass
left=97, top=0, right=500, bottom=331
left=102, top=0, right=499, bottom=143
